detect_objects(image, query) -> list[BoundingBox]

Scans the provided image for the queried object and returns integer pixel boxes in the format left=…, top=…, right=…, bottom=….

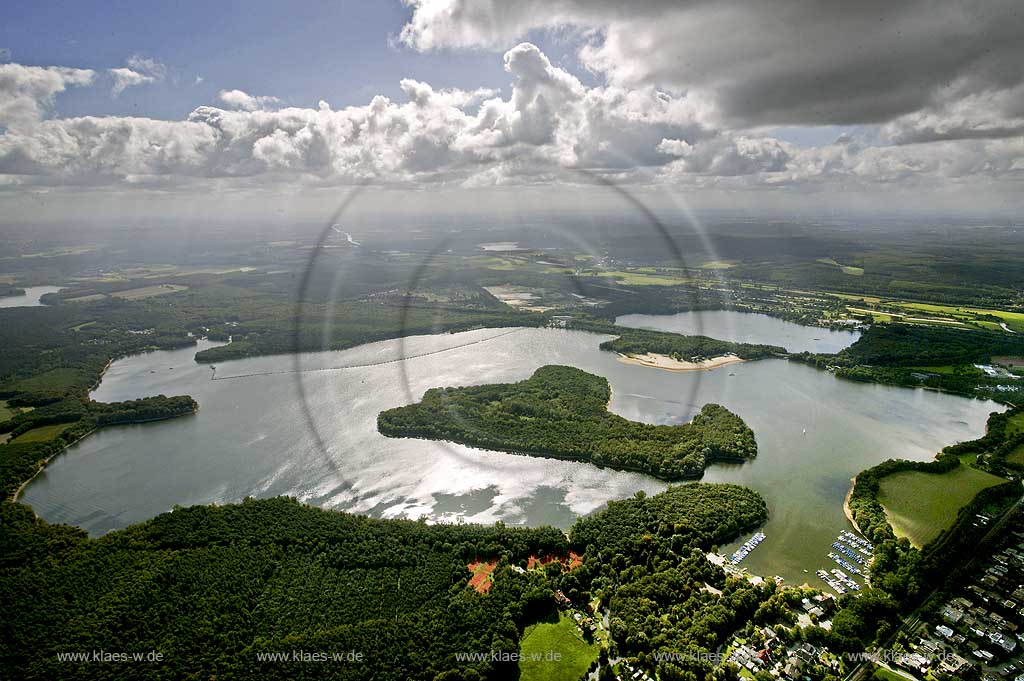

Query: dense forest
left=0, top=483, right=770, bottom=680
left=836, top=324, right=1024, bottom=367
left=561, top=484, right=778, bottom=679
left=791, top=324, right=1024, bottom=400
left=378, top=365, right=757, bottom=480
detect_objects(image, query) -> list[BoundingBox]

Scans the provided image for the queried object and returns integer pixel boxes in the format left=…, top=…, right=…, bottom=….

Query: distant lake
left=0, top=286, right=63, bottom=308
left=477, top=242, right=525, bottom=251
left=21, top=311, right=995, bottom=587
left=616, top=310, right=861, bottom=354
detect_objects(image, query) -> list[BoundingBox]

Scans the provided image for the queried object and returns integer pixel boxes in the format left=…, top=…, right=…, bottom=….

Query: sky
left=1, top=0, right=1023, bottom=224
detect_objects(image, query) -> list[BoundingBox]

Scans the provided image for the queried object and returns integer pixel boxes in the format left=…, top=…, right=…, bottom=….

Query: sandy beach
left=616, top=352, right=745, bottom=372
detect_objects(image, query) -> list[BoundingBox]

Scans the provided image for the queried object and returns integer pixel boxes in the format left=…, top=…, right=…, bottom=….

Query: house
left=939, top=653, right=970, bottom=676
left=782, top=657, right=803, bottom=679
left=935, top=624, right=954, bottom=639
left=942, top=606, right=965, bottom=625
left=898, top=653, right=930, bottom=675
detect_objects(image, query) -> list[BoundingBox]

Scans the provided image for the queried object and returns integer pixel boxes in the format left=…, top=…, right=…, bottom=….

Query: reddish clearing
left=467, top=559, right=498, bottom=593
left=527, top=551, right=583, bottom=571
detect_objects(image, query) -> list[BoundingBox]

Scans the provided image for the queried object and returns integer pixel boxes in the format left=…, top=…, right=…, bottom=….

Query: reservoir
left=20, top=312, right=997, bottom=585
left=0, top=286, right=64, bottom=308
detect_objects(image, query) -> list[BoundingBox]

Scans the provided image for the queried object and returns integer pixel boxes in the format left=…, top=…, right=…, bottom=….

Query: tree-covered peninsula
left=377, top=365, right=757, bottom=480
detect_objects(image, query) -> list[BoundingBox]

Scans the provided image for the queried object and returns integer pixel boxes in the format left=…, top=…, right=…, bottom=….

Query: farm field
left=596, top=270, right=690, bottom=286
left=518, top=611, right=599, bottom=681
left=110, top=284, right=189, bottom=300
left=893, top=302, right=1024, bottom=332
left=877, top=465, right=1006, bottom=548
left=12, top=422, right=77, bottom=443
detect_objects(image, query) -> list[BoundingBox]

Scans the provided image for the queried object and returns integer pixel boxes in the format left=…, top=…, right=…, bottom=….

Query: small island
left=598, top=327, right=785, bottom=373
left=377, top=365, right=757, bottom=480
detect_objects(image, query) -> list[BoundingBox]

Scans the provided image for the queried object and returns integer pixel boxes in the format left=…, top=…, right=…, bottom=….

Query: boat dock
left=729, top=532, right=767, bottom=564
left=813, top=531, right=875, bottom=595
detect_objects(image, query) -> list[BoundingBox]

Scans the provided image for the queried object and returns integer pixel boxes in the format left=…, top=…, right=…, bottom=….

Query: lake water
left=21, top=312, right=998, bottom=586
left=0, top=286, right=63, bottom=308
left=616, top=310, right=861, bottom=354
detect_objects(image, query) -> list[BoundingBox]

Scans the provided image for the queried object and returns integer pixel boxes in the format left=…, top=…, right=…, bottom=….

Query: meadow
left=12, top=422, right=77, bottom=444
left=877, top=465, right=1006, bottom=547
left=518, top=611, right=599, bottom=681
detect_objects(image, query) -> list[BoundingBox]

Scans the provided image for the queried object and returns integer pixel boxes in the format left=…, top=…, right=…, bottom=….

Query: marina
left=831, top=568, right=861, bottom=591
left=730, top=532, right=767, bottom=564
left=831, top=541, right=866, bottom=565
left=816, top=569, right=847, bottom=595
left=828, top=552, right=862, bottom=575
left=813, top=531, right=875, bottom=595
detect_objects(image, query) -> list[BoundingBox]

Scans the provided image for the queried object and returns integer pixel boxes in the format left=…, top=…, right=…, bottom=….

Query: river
left=20, top=311, right=997, bottom=586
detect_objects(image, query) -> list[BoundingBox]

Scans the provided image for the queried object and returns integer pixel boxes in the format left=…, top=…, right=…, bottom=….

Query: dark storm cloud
left=403, top=0, right=1024, bottom=130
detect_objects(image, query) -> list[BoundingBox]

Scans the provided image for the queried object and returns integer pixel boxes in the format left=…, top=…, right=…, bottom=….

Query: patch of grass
left=110, top=284, right=189, bottom=300
left=1007, top=412, right=1024, bottom=436
left=1007, top=444, right=1024, bottom=467
left=871, top=666, right=907, bottom=681
left=877, top=464, right=1005, bottom=548
left=895, top=303, right=1024, bottom=332
left=841, top=265, right=865, bottom=276
left=11, top=422, right=76, bottom=443
left=908, top=365, right=983, bottom=377
left=6, top=367, right=90, bottom=395
left=596, top=270, right=690, bottom=286
left=519, top=611, right=599, bottom=681
left=698, top=260, right=736, bottom=269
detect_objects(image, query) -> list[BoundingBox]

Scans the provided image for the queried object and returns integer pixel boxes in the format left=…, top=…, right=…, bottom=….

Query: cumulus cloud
left=0, top=44, right=715, bottom=187
left=109, top=68, right=155, bottom=97
left=218, top=89, right=282, bottom=111
left=0, top=42, right=1021, bottom=200
left=109, top=55, right=167, bottom=96
left=401, top=0, right=1024, bottom=134
left=0, top=63, right=95, bottom=127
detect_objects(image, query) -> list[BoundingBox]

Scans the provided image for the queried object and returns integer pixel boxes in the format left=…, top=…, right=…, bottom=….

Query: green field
left=871, top=666, right=907, bottom=681
left=877, top=465, right=1005, bottom=548
left=596, top=270, right=691, bottom=286
left=518, top=612, right=599, bottom=681
left=11, top=422, right=76, bottom=443
left=1007, top=412, right=1024, bottom=436
left=895, top=302, right=1024, bottom=332
left=0, top=400, right=15, bottom=422
left=1007, top=444, right=1024, bottom=467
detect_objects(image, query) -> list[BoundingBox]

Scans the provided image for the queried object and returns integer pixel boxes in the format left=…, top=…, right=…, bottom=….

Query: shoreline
left=616, top=352, right=745, bottom=372
left=843, top=476, right=863, bottom=536
left=11, top=427, right=97, bottom=504
left=11, top=407, right=198, bottom=506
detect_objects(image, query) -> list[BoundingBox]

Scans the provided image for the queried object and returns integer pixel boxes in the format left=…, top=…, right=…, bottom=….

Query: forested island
left=378, top=365, right=757, bottom=480
left=598, top=326, right=785, bottom=361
